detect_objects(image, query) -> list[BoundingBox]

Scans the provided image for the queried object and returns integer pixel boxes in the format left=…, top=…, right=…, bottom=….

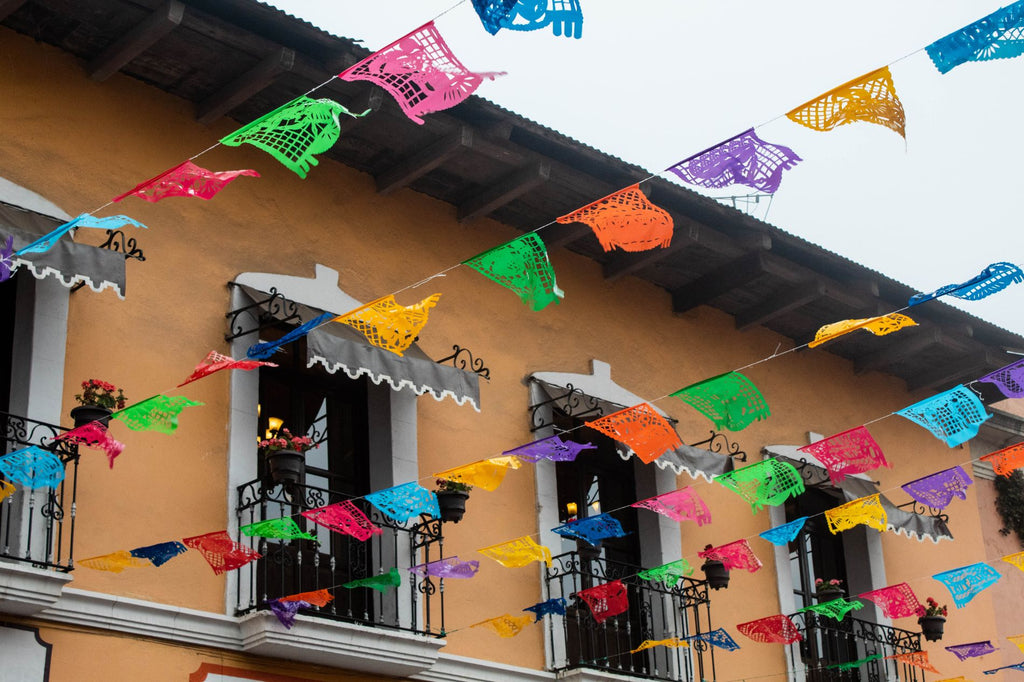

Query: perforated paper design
left=408, top=557, right=480, bottom=579
left=129, top=541, right=188, bottom=567
left=113, top=395, right=203, bottom=433
left=759, top=517, right=808, bottom=546
left=798, top=426, right=890, bottom=484
left=631, top=638, right=689, bottom=654
left=799, top=598, right=864, bottom=621
left=933, top=563, right=1001, bottom=608
left=463, top=233, right=563, bottom=311
left=301, top=501, right=382, bottom=541
left=221, top=97, right=366, bottom=178
left=824, top=494, right=887, bottom=534
left=471, top=0, right=519, bottom=34
left=585, top=403, right=682, bottom=464
left=985, top=662, right=1024, bottom=676
left=692, top=628, right=741, bottom=652
left=280, top=589, right=334, bottom=607
left=503, top=435, right=596, bottom=463
left=479, top=536, right=552, bottom=567
left=638, top=559, right=694, bottom=588
left=1003, top=552, right=1024, bottom=572
left=699, top=539, right=762, bottom=573
left=859, top=583, right=925, bottom=618
left=979, top=358, right=1024, bottom=399
left=631, top=487, right=711, bottom=526
left=829, top=654, right=883, bottom=671
left=557, top=184, right=673, bottom=253
left=339, top=22, right=504, bottom=125
left=472, top=613, right=534, bottom=637
left=343, top=568, right=401, bottom=593
left=737, top=615, right=803, bottom=644
left=901, top=466, right=973, bottom=510
left=268, top=599, right=308, bottom=629
left=983, top=444, right=1024, bottom=477
left=523, top=597, right=566, bottom=621
left=0, top=235, right=13, bottom=282
left=1010, top=634, right=1024, bottom=654
left=896, top=385, right=991, bottom=448
left=787, top=66, right=906, bottom=138
left=501, top=0, right=584, bottom=39
left=56, top=422, right=124, bottom=469
left=178, top=351, right=276, bottom=387
left=247, top=312, right=334, bottom=360
left=335, top=294, right=441, bottom=356
left=552, top=513, right=627, bottom=546
left=809, top=314, right=917, bottom=348
left=113, top=161, right=259, bottom=203
left=910, top=262, right=1024, bottom=306
left=182, top=531, right=262, bottom=575
left=0, top=446, right=64, bottom=488
left=240, top=517, right=316, bottom=540
left=79, top=550, right=151, bottom=573
left=434, top=456, right=521, bottom=491
left=926, top=2, right=1024, bottom=74
left=946, top=641, right=999, bottom=661
left=714, top=458, right=805, bottom=512
left=667, top=129, right=801, bottom=195
left=670, top=372, right=770, bottom=432
left=935, top=677, right=969, bottom=682
left=887, top=651, right=941, bottom=674
left=0, top=480, right=14, bottom=502
left=577, top=580, right=628, bottom=624
left=16, top=214, right=148, bottom=256
left=365, top=482, right=439, bottom=523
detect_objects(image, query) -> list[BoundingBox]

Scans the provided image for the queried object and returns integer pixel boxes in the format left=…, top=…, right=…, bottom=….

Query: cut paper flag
left=338, top=22, right=505, bottom=125
left=0, top=480, right=15, bottom=502
left=478, top=536, right=552, bottom=568
left=585, top=403, right=682, bottom=464
left=797, top=426, right=890, bottom=485
left=408, top=557, right=480, bottom=579
left=935, top=678, right=970, bottom=682
left=301, top=501, right=382, bottom=541
left=280, top=589, right=334, bottom=607
left=55, top=421, right=125, bottom=469
left=736, top=615, right=803, bottom=644
left=670, top=372, right=770, bottom=432
left=470, top=0, right=519, bottom=34
left=523, top=597, right=567, bottom=622
left=637, top=559, right=694, bottom=588
left=113, top=395, right=203, bottom=434
left=698, top=539, right=762, bottom=573
left=901, top=466, right=973, bottom=510
left=946, top=642, right=999, bottom=661
left=691, top=628, right=741, bottom=652
left=500, top=0, right=584, bottom=39
left=859, top=582, right=926, bottom=618
left=985, top=662, right=1024, bottom=676
left=982, top=443, right=1024, bottom=477
left=335, top=294, right=441, bottom=357
left=926, top=2, right=1024, bottom=74
left=221, top=97, right=367, bottom=178
left=667, top=129, right=801, bottom=195
left=1003, top=552, right=1024, bottom=572
left=129, top=541, right=188, bottom=567
left=799, top=597, right=864, bottom=622
left=0, top=446, right=65, bottom=488
left=556, top=184, right=673, bottom=253
left=79, top=550, right=151, bottom=573
left=824, top=494, right=887, bottom=534
left=759, top=517, right=808, bottom=546
left=932, top=563, right=1001, bottom=608
left=631, top=638, right=689, bottom=654
left=15, top=213, right=148, bottom=256
left=896, top=385, right=991, bottom=448
left=503, top=435, right=596, bottom=463
left=786, top=66, right=906, bottom=139
left=343, top=568, right=402, bottom=593
left=112, top=160, right=259, bottom=203
left=240, top=517, right=316, bottom=541
left=714, top=458, right=805, bottom=513
left=182, top=530, right=262, bottom=575
left=909, top=262, right=1024, bottom=307
left=471, top=613, right=534, bottom=638
left=433, top=456, right=522, bottom=491
left=178, top=351, right=276, bottom=387
left=553, top=513, right=628, bottom=546
left=978, top=357, right=1024, bottom=399
left=887, top=651, right=941, bottom=674
left=0, top=235, right=13, bottom=282
left=247, top=312, right=334, bottom=360
left=1010, top=634, right=1024, bottom=654
left=463, top=233, right=563, bottom=311
left=631, top=487, right=711, bottom=526
left=268, top=598, right=309, bottom=629
left=808, top=314, right=917, bottom=349
left=576, top=579, right=628, bottom=624
left=829, top=653, right=883, bottom=671
left=365, top=482, right=440, bottom=523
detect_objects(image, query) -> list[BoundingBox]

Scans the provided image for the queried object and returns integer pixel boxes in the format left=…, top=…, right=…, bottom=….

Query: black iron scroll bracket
left=225, top=284, right=302, bottom=341
left=436, top=345, right=490, bottom=380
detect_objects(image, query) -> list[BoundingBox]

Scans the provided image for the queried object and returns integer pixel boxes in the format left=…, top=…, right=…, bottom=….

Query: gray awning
left=1, top=224, right=126, bottom=298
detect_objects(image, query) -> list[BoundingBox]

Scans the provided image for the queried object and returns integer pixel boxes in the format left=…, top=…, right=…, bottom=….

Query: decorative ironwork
left=530, top=383, right=605, bottom=432
left=98, top=229, right=146, bottom=261
left=688, top=430, right=747, bottom=461
left=224, top=284, right=302, bottom=341
left=436, top=345, right=490, bottom=380
left=897, top=500, right=949, bottom=524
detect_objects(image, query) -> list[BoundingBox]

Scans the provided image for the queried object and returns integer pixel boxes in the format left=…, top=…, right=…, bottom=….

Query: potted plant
left=71, top=379, right=127, bottom=428
left=918, top=597, right=947, bottom=642
left=701, top=544, right=730, bottom=590
left=435, top=478, right=471, bottom=523
left=814, top=577, right=845, bottom=599
left=259, top=428, right=314, bottom=485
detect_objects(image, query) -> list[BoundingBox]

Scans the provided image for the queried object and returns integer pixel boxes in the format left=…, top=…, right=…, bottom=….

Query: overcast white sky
left=269, top=0, right=1024, bottom=338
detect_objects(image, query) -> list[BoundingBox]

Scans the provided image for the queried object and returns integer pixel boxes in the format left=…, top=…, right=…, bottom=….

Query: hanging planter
left=918, top=615, right=946, bottom=642
left=258, top=428, right=315, bottom=486
left=814, top=577, right=845, bottom=600
left=435, top=479, right=471, bottom=523
left=71, top=379, right=127, bottom=428
left=701, top=559, right=730, bottom=590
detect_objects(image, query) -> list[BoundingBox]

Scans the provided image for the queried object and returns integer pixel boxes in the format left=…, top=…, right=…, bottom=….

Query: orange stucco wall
left=1, top=26, right=1019, bottom=680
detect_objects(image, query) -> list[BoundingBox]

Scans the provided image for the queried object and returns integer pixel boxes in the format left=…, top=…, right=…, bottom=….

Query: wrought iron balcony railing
left=235, top=478, right=445, bottom=637
left=0, top=410, right=79, bottom=572
left=787, top=611, right=924, bottom=682
left=544, top=550, right=715, bottom=682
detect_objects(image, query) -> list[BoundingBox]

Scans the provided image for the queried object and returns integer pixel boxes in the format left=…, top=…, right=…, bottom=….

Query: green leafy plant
left=995, top=470, right=1024, bottom=548
left=75, top=379, right=127, bottom=410
left=923, top=597, right=947, bottom=617
left=815, top=577, right=844, bottom=592
left=435, top=478, right=472, bottom=493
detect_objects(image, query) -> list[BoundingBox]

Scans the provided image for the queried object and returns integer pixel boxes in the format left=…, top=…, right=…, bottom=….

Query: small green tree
left=994, top=470, right=1024, bottom=548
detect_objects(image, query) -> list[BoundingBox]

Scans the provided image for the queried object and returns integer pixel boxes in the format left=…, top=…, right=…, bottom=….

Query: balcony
left=544, top=551, right=715, bottom=682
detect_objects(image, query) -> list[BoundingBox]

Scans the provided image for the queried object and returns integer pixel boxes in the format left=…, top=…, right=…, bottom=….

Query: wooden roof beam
left=854, top=328, right=943, bottom=375
left=0, top=0, right=28, bottom=22
left=905, top=350, right=1008, bottom=392
left=672, top=250, right=769, bottom=314
left=458, top=161, right=551, bottom=222
left=197, top=46, right=295, bottom=125
left=87, top=0, right=185, bottom=81
left=375, top=127, right=474, bottom=195
left=735, top=279, right=828, bottom=331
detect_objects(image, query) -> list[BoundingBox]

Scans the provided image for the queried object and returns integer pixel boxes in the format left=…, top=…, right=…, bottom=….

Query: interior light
left=566, top=502, right=578, bottom=517
left=266, top=416, right=284, bottom=439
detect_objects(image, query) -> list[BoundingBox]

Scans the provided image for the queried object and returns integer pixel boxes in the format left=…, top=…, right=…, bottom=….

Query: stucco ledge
left=0, top=561, right=73, bottom=616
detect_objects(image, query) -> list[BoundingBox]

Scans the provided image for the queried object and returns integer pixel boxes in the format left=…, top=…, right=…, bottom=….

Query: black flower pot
left=815, top=588, right=846, bottom=601
left=70, top=405, right=112, bottom=428
left=576, top=538, right=602, bottom=561
left=702, top=560, right=730, bottom=590
left=919, top=615, right=946, bottom=642
left=436, top=490, right=469, bottom=523
left=264, top=448, right=305, bottom=485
